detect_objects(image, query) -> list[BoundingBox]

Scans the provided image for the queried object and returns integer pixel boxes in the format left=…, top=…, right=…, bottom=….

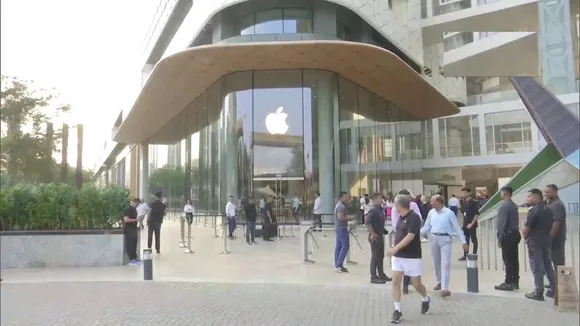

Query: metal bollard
left=466, top=253, right=479, bottom=293
left=346, top=222, right=361, bottom=265
left=143, top=249, right=153, bottom=281
left=221, top=223, right=231, bottom=254
left=179, top=217, right=187, bottom=248
left=204, top=214, right=208, bottom=227
left=184, top=222, right=194, bottom=254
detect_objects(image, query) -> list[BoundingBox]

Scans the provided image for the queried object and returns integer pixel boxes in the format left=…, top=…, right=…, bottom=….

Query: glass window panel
left=283, top=9, right=313, bottom=33
left=239, top=13, right=255, bottom=35
left=254, top=10, right=284, bottom=34
left=484, top=110, right=532, bottom=154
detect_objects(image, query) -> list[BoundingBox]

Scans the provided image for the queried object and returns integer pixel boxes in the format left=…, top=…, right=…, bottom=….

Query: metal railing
left=476, top=215, right=578, bottom=273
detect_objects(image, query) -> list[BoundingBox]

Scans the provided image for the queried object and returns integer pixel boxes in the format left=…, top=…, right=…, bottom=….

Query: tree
left=1, top=75, right=70, bottom=184
left=148, top=165, right=186, bottom=200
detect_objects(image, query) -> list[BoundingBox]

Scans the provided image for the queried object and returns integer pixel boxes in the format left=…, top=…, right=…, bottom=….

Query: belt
left=432, top=232, right=450, bottom=236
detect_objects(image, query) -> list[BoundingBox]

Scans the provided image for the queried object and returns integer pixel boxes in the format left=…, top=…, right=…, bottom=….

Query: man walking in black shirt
left=124, top=198, right=141, bottom=266
left=387, top=195, right=430, bottom=323
left=494, top=186, right=521, bottom=291
left=148, top=192, right=166, bottom=254
left=544, top=184, right=567, bottom=274
left=459, top=187, right=479, bottom=261
left=523, top=188, right=556, bottom=301
left=244, top=198, right=258, bottom=245
left=366, top=193, right=392, bottom=284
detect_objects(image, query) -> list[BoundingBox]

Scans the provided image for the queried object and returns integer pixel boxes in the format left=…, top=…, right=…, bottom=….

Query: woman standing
left=184, top=200, right=194, bottom=225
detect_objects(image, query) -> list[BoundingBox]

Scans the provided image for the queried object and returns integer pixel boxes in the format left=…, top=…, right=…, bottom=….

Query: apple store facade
left=111, top=1, right=459, bottom=221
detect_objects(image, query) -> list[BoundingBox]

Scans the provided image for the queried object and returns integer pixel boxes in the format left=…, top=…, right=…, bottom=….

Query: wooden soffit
left=114, top=41, right=459, bottom=144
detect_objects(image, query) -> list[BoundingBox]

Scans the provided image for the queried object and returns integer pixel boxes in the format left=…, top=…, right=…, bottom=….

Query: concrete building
left=94, top=0, right=580, bottom=218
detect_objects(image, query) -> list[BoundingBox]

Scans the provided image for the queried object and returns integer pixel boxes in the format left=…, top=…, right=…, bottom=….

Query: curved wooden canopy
left=115, top=40, right=459, bottom=144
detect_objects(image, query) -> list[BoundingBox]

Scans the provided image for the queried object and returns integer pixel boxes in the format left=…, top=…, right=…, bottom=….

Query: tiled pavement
left=2, top=282, right=579, bottom=325
left=1, top=219, right=578, bottom=325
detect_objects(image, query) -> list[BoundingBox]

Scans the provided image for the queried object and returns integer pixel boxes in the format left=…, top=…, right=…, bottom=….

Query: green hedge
left=0, top=183, right=129, bottom=231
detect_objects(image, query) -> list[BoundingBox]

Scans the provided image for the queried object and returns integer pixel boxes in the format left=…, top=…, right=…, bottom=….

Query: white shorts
left=391, top=257, right=422, bottom=277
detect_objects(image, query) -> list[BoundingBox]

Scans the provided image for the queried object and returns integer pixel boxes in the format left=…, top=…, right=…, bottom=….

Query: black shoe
left=525, top=290, right=545, bottom=301
left=246, top=241, right=252, bottom=245
left=156, top=250, right=160, bottom=254
left=335, top=267, right=349, bottom=273
left=403, top=287, right=409, bottom=294
left=546, top=290, right=555, bottom=298
left=458, top=256, right=467, bottom=261
left=390, top=310, right=403, bottom=324
left=371, top=277, right=387, bottom=284
left=421, top=295, right=431, bottom=314
left=252, top=240, right=258, bottom=244
left=379, top=274, right=393, bottom=282
left=494, top=283, right=514, bottom=291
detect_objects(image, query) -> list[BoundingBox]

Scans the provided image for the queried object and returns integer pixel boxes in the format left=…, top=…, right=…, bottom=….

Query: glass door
left=253, top=175, right=304, bottom=222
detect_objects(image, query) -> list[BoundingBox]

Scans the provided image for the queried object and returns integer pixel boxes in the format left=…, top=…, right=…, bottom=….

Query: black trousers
left=501, top=231, right=521, bottom=284
left=313, top=214, right=323, bottom=230
left=147, top=221, right=161, bottom=252
left=185, top=213, right=193, bottom=225
left=263, top=217, right=273, bottom=240
left=551, top=240, right=566, bottom=270
left=369, top=238, right=385, bottom=278
left=124, top=228, right=138, bottom=261
left=462, top=225, right=478, bottom=255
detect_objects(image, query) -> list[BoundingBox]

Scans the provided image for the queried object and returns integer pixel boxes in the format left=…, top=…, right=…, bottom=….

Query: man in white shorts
left=387, top=195, right=430, bottom=324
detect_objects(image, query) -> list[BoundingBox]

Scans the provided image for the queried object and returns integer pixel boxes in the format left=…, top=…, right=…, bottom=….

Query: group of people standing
left=495, top=184, right=567, bottom=302
left=122, top=192, right=166, bottom=266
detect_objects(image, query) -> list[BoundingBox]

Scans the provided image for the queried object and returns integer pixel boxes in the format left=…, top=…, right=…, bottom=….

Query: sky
left=1, top=0, right=159, bottom=170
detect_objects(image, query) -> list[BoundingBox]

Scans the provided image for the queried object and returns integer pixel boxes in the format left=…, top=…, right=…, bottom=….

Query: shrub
left=0, top=183, right=129, bottom=231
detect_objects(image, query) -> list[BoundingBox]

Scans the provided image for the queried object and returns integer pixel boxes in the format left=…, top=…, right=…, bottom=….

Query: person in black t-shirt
left=262, top=196, right=275, bottom=241
left=148, top=192, right=166, bottom=254
left=244, top=198, right=258, bottom=244
left=123, top=198, right=140, bottom=265
left=459, top=187, right=479, bottom=261
left=386, top=195, right=430, bottom=323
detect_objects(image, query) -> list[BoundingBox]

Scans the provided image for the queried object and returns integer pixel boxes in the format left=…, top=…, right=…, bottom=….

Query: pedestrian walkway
left=1, top=220, right=578, bottom=324
left=2, top=282, right=578, bottom=325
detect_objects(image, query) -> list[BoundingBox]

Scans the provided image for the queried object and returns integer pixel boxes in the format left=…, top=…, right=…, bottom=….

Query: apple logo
left=265, top=106, right=289, bottom=135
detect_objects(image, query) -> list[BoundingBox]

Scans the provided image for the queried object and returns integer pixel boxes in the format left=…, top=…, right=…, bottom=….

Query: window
left=485, top=110, right=533, bottom=154
left=236, top=9, right=313, bottom=36
left=439, top=115, right=480, bottom=158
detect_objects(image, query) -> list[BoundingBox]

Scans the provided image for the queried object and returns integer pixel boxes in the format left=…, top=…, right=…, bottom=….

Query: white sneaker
left=421, top=238, right=428, bottom=242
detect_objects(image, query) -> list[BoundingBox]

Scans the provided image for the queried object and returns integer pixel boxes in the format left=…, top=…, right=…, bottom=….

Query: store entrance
left=253, top=175, right=304, bottom=222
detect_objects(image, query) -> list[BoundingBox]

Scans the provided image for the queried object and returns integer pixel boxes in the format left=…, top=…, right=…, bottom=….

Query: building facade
left=95, top=0, right=580, bottom=218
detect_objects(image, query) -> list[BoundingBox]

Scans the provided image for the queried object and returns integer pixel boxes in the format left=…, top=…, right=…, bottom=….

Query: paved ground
left=2, top=282, right=578, bottom=325
left=1, top=219, right=578, bottom=325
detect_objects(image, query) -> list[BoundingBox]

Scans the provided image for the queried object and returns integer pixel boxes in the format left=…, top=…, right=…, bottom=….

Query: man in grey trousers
left=421, top=195, right=469, bottom=297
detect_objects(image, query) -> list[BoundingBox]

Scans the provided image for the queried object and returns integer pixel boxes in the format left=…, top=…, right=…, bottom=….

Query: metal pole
left=178, top=217, right=186, bottom=247
left=221, top=222, right=230, bottom=254
left=143, top=249, right=153, bottom=281
left=204, top=213, right=208, bottom=227
left=184, top=221, right=194, bottom=254
left=493, top=220, right=498, bottom=271
left=300, top=221, right=314, bottom=263
left=213, top=216, right=220, bottom=238
left=466, top=253, right=479, bottom=293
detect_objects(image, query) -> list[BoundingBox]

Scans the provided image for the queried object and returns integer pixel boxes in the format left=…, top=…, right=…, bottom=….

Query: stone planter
left=0, top=229, right=127, bottom=269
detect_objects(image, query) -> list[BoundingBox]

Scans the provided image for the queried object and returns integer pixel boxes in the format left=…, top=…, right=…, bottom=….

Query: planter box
left=0, top=229, right=127, bottom=269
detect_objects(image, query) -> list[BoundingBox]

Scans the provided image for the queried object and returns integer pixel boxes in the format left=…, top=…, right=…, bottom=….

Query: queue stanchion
left=178, top=217, right=186, bottom=247
left=346, top=221, right=361, bottom=265
left=204, top=213, right=208, bottom=227
left=221, top=216, right=231, bottom=254
left=184, top=221, right=194, bottom=254
left=213, top=215, right=220, bottom=238
left=300, top=221, right=315, bottom=263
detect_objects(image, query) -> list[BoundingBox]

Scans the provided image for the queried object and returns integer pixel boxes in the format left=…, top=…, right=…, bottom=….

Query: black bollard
left=143, top=249, right=153, bottom=281
left=466, top=253, right=479, bottom=293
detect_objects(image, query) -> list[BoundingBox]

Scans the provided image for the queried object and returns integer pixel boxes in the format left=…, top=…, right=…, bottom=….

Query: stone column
left=225, top=93, right=238, bottom=202
left=316, top=77, right=336, bottom=224
left=139, top=144, right=149, bottom=201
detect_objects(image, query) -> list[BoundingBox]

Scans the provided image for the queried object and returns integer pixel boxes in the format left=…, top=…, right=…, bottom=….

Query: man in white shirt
left=136, top=200, right=149, bottom=230
left=360, top=194, right=369, bottom=223
left=313, top=192, right=322, bottom=231
left=448, top=194, right=460, bottom=217
left=225, top=196, right=237, bottom=239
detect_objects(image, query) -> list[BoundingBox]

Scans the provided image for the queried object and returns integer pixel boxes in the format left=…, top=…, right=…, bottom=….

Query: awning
left=114, top=40, right=459, bottom=144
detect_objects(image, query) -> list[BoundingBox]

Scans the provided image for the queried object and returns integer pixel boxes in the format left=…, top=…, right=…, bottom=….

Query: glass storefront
left=146, top=70, right=429, bottom=219
left=438, top=115, right=481, bottom=158
left=236, top=9, right=313, bottom=35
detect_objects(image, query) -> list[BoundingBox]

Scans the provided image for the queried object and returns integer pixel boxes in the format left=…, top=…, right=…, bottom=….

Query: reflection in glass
left=439, top=115, right=480, bottom=158
left=485, top=110, right=532, bottom=154
left=236, top=9, right=313, bottom=36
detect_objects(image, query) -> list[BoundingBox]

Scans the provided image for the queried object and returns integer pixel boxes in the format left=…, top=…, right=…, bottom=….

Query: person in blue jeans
left=334, top=191, right=351, bottom=273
